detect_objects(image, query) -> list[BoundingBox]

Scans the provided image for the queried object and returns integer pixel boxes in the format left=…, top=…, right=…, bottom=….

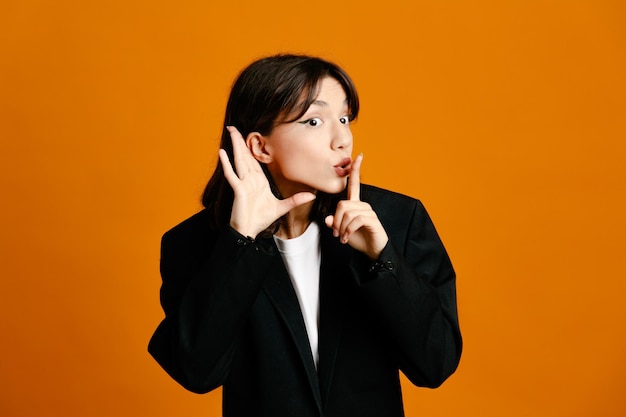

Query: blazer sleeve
left=148, top=219, right=277, bottom=394
left=349, top=197, right=462, bottom=388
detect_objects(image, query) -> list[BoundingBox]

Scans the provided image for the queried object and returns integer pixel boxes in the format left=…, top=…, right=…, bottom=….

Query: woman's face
left=260, top=77, right=354, bottom=198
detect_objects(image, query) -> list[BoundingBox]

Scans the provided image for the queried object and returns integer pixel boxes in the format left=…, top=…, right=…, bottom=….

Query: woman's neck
left=276, top=202, right=313, bottom=239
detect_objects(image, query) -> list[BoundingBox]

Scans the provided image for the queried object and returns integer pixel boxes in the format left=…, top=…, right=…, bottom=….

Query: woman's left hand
left=325, top=154, right=389, bottom=260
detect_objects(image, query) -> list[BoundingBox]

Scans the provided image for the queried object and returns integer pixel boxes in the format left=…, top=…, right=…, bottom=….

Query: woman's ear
left=246, top=132, right=272, bottom=163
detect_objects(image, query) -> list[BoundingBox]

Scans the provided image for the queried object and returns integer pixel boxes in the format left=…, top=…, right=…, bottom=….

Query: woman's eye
left=339, top=116, right=350, bottom=125
left=300, top=117, right=323, bottom=127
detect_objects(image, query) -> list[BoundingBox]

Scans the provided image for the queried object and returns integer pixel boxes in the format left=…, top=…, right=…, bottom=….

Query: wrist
left=367, top=237, right=389, bottom=260
left=229, top=220, right=260, bottom=239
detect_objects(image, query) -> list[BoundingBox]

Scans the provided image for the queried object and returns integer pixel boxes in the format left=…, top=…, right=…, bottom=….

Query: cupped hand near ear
left=219, top=126, right=316, bottom=238
left=324, top=154, right=389, bottom=260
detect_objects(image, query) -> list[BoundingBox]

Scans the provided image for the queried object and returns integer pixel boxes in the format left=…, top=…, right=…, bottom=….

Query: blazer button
left=368, top=260, right=395, bottom=273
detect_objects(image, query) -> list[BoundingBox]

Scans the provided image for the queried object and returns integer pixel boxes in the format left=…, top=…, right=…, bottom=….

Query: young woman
left=149, top=54, right=462, bottom=417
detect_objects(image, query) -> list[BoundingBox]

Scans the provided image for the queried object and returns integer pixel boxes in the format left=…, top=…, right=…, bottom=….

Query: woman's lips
left=334, top=157, right=352, bottom=177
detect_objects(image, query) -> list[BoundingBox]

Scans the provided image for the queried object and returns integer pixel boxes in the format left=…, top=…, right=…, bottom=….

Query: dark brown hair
left=201, top=54, right=360, bottom=231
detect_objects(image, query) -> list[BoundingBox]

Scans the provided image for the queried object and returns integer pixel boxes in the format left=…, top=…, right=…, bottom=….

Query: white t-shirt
left=273, top=222, right=321, bottom=369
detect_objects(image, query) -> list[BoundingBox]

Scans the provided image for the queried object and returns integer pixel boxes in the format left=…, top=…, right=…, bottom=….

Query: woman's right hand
left=219, top=126, right=316, bottom=238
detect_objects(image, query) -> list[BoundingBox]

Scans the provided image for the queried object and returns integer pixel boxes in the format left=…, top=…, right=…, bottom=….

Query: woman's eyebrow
left=310, top=99, right=329, bottom=107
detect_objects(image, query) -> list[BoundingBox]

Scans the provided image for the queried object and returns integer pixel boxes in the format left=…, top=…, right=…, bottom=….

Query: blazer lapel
left=317, top=226, right=355, bottom=406
left=262, top=249, right=322, bottom=413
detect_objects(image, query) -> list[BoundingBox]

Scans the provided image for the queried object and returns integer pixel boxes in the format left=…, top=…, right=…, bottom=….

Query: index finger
left=227, top=125, right=258, bottom=175
left=227, top=126, right=246, bottom=160
left=347, top=153, right=363, bottom=201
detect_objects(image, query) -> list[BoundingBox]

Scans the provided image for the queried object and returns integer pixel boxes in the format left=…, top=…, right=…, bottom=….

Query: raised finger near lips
left=347, top=153, right=363, bottom=201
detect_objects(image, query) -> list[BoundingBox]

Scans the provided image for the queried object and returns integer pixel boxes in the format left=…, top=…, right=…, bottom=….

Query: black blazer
left=149, top=185, right=462, bottom=417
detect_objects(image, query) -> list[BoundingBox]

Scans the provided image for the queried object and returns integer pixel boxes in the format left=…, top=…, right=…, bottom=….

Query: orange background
left=1, top=1, right=625, bottom=416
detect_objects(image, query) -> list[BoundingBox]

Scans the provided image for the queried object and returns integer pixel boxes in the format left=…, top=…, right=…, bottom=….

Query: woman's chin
left=318, top=180, right=348, bottom=195
left=280, top=178, right=347, bottom=197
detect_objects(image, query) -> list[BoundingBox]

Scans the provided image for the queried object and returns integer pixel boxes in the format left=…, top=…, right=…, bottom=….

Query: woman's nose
left=331, top=123, right=353, bottom=150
